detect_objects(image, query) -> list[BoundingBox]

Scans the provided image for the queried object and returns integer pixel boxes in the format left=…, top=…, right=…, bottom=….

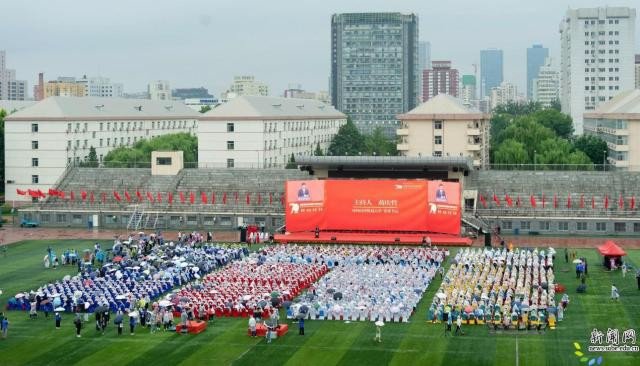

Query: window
left=31, top=123, right=38, bottom=132
left=100, top=122, right=103, bottom=131
left=31, top=158, right=38, bottom=167
left=56, top=214, right=67, bottom=223
left=520, top=221, right=530, bottom=230
left=31, top=141, right=38, bottom=149
left=227, top=141, right=235, bottom=150
left=72, top=214, right=82, bottom=225
left=31, top=175, right=39, bottom=183
left=100, top=139, right=103, bottom=147
left=203, top=216, right=214, bottom=225
left=186, top=216, right=197, bottom=225
left=433, top=151, right=442, bottom=157
left=226, top=158, right=234, bottom=168
left=227, top=123, right=234, bottom=132
left=503, top=221, right=512, bottom=230
left=156, top=157, right=172, bottom=165
left=577, top=222, right=587, bottom=231
left=434, top=121, right=443, bottom=129
left=558, top=222, right=569, bottom=231
left=634, top=223, right=640, bottom=233
left=596, top=222, right=606, bottom=232
left=40, top=214, right=50, bottom=223
left=220, top=217, right=232, bottom=226
left=539, top=221, right=550, bottom=231
left=435, top=136, right=442, bottom=145
left=614, top=222, right=626, bottom=232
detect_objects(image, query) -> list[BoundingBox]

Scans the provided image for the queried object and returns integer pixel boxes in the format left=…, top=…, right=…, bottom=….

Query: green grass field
left=0, top=240, right=638, bottom=366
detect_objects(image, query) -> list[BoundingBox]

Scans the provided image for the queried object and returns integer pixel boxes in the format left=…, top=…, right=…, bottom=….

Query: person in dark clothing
left=564, top=248, right=568, bottom=264
left=584, top=259, right=588, bottom=276
left=74, top=315, right=82, bottom=338
left=636, top=269, right=640, bottom=290
left=298, top=318, right=304, bottom=335
left=55, top=312, right=62, bottom=329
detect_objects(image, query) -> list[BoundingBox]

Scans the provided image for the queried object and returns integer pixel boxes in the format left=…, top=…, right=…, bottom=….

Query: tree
left=327, top=118, right=366, bottom=156
left=199, top=105, right=212, bottom=113
left=531, top=109, right=574, bottom=138
left=550, top=98, right=562, bottom=112
left=363, top=127, right=397, bottom=156
left=285, top=153, right=297, bottom=169
left=81, top=146, right=99, bottom=167
left=494, top=101, right=542, bottom=116
left=573, top=134, right=608, bottom=165
left=495, top=116, right=556, bottom=158
left=493, top=139, right=529, bottom=167
left=103, top=133, right=197, bottom=167
left=314, top=142, right=323, bottom=156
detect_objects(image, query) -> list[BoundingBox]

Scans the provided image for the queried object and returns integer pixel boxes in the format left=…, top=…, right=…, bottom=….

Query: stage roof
left=295, top=156, right=474, bottom=172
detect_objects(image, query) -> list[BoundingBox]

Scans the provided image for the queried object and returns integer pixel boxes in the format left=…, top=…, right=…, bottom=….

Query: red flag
left=179, top=192, right=185, bottom=203
left=530, top=195, right=537, bottom=208
left=553, top=194, right=557, bottom=209
left=124, top=191, right=132, bottom=202
left=136, top=190, right=143, bottom=201
left=258, top=193, right=262, bottom=205
left=631, top=196, right=636, bottom=210
left=541, top=193, right=545, bottom=208
left=89, top=192, right=94, bottom=203
left=113, top=191, right=122, bottom=201
left=269, top=193, right=273, bottom=205
left=70, top=191, right=75, bottom=201
left=27, top=189, right=38, bottom=198
left=479, top=194, right=487, bottom=208
left=211, top=192, right=216, bottom=204
left=16, top=189, right=27, bottom=195
left=246, top=193, right=251, bottom=205
left=81, top=191, right=87, bottom=201
left=101, top=193, right=106, bottom=203
left=59, top=191, right=66, bottom=199
left=604, top=195, right=609, bottom=209
left=618, top=194, right=624, bottom=209
left=168, top=192, right=173, bottom=204
left=591, top=196, right=595, bottom=209
left=580, top=194, right=585, bottom=208
left=280, top=194, right=285, bottom=207
left=505, top=194, right=513, bottom=207
left=234, top=192, right=239, bottom=204
left=157, top=192, right=162, bottom=203
left=38, top=189, right=46, bottom=198
left=189, top=192, right=195, bottom=204
left=222, top=192, right=227, bottom=204
left=567, top=195, right=571, bottom=208
left=201, top=192, right=207, bottom=204
left=146, top=191, right=154, bottom=202
left=492, top=193, right=500, bottom=206
left=48, top=188, right=57, bottom=196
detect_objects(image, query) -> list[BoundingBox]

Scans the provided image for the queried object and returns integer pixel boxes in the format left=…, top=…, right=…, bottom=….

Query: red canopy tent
left=597, top=240, right=626, bottom=269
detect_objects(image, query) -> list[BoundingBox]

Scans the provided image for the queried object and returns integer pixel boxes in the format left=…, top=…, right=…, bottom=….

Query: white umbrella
left=158, top=300, right=172, bottom=307
left=194, top=273, right=201, bottom=279
left=572, top=259, right=582, bottom=264
left=192, top=267, right=200, bottom=273
left=73, top=290, right=83, bottom=299
left=355, top=305, right=367, bottom=310
left=436, top=292, right=447, bottom=300
left=115, top=295, right=126, bottom=300
left=375, top=320, right=384, bottom=327
left=0, top=290, right=2, bottom=296
left=128, top=311, right=139, bottom=318
left=115, top=271, right=123, bottom=280
left=15, top=293, right=25, bottom=299
left=54, top=307, right=65, bottom=312
left=179, top=262, right=189, bottom=268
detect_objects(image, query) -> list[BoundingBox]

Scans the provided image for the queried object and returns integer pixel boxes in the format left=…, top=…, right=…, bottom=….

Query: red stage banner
left=285, top=180, right=461, bottom=235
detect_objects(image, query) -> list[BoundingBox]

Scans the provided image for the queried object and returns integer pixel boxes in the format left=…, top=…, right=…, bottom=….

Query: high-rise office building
left=532, top=58, right=560, bottom=108
left=148, top=80, right=172, bottom=100
left=221, top=76, right=269, bottom=100
left=635, top=54, right=640, bottom=89
left=480, top=49, right=503, bottom=99
left=418, top=41, right=431, bottom=101
left=79, top=76, right=124, bottom=98
left=490, top=82, right=518, bottom=110
left=331, top=12, right=419, bottom=137
left=461, top=75, right=477, bottom=107
left=560, top=7, right=636, bottom=133
left=0, top=50, right=28, bottom=101
left=422, top=61, right=459, bottom=101
left=527, top=44, right=549, bottom=99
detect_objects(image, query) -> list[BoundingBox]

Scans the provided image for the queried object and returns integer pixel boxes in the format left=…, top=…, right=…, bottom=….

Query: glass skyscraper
left=331, top=13, right=419, bottom=137
left=526, top=44, right=549, bottom=99
left=480, top=49, right=503, bottom=99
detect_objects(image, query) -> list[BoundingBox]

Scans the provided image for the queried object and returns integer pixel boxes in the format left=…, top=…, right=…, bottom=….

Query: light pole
left=533, top=150, right=537, bottom=171
left=603, top=150, right=607, bottom=171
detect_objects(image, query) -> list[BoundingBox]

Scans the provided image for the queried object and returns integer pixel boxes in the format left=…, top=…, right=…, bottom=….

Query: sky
left=2, top=0, right=639, bottom=97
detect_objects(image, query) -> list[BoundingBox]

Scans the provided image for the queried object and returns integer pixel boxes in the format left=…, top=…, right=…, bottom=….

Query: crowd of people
left=262, top=245, right=447, bottom=322
left=429, top=247, right=558, bottom=329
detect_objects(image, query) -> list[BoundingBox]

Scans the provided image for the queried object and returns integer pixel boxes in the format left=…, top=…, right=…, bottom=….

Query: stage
left=273, top=231, right=472, bottom=246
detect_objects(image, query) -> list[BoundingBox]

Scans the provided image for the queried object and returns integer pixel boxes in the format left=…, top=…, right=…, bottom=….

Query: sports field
left=0, top=239, right=638, bottom=366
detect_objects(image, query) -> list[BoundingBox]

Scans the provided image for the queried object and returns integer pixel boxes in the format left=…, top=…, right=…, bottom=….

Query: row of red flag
left=16, top=188, right=285, bottom=206
left=478, top=193, right=636, bottom=210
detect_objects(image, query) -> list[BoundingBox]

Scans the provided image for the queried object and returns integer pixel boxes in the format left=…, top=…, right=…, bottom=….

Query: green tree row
left=490, top=102, right=607, bottom=169
left=103, top=133, right=197, bottom=167
left=326, top=118, right=398, bottom=157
